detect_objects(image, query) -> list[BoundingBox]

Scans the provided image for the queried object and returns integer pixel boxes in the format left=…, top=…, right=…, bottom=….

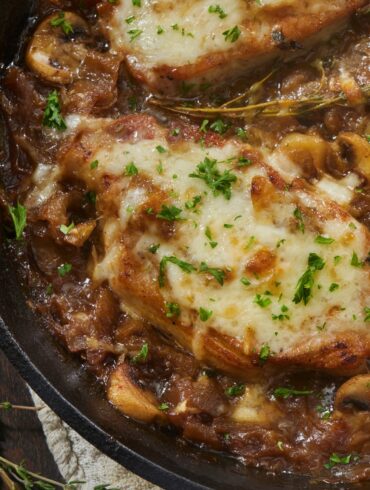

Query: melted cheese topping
left=105, top=0, right=365, bottom=90
left=48, top=116, right=370, bottom=360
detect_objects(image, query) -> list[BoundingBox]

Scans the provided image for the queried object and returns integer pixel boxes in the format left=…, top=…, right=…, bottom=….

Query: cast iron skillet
left=0, top=2, right=365, bottom=489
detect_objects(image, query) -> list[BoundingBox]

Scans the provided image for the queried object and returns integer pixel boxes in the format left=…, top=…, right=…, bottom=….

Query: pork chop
left=28, top=113, right=370, bottom=378
left=100, top=0, right=367, bottom=93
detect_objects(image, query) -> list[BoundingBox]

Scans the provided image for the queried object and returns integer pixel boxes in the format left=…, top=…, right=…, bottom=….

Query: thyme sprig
left=151, top=84, right=370, bottom=120
left=0, top=401, right=42, bottom=411
left=0, top=456, right=119, bottom=490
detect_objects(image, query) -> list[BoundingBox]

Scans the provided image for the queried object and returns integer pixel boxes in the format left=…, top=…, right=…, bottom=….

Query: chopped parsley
left=351, top=251, right=364, bottom=268
left=199, top=262, right=225, bottom=285
left=225, top=384, right=245, bottom=397
left=148, top=243, right=160, bottom=254
left=205, top=226, right=218, bottom=248
left=90, top=160, right=99, bottom=170
left=364, top=307, right=370, bottom=322
left=254, top=293, right=272, bottom=308
left=42, top=90, right=66, bottom=131
left=189, top=157, right=237, bottom=200
left=185, top=195, right=202, bottom=210
left=223, top=26, right=241, bottom=43
left=324, top=453, right=355, bottom=470
left=60, top=222, right=75, bottom=235
left=8, top=203, right=27, bottom=240
left=210, top=119, right=229, bottom=134
left=158, top=402, right=169, bottom=411
left=293, top=207, right=305, bottom=234
left=259, top=344, right=270, bottom=363
left=329, top=283, right=339, bottom=292
left=315, top=235, right=334, bottom=245
left=159, top=256, right=196, bottom=287
left=128, top=28, right=143, bottom=42
left=241, top=277, right=251, bottom=286
left=50, top=12, right=73, bottom=35
left=156, top=145, right=166, bottom=153
left=165, top=302, right=181, bottom=318
left=208, top=5, right=227, bottom=18
left=199, top=307, right=213, bottom=321
left=272, top=305, right=290, bottom=321
left=57, top=263, right=72, bottom=277
left=132, top=343, right=149, bottom=364
left=157, top=204, right=183, bottom=221
left=125, top=162, right=139, bottom=176
left=293, top=253, right=325, bottom=305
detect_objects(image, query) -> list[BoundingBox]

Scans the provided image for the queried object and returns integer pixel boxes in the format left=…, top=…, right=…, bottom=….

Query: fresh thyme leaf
left=274, top=387, right=313, bottom=399
left=199, top=261, right=225, bottom=285
left=8, top=203, right=27, bottom=240
left=189, top=157, right=237, bottom=200
left=132, top=343, right=149, bottom=363
left=159, top=256, right=196, bottom=287
left=0, top=402, right=12, bottom=410
left=42, top=90, right=66, bottom=131
left=293, top=253, right=325, bottom=305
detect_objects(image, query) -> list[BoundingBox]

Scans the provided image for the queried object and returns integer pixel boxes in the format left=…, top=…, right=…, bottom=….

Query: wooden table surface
left=0, top=348, right=63, bottom=483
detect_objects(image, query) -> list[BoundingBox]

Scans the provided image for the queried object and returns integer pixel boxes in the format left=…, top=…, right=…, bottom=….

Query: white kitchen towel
left=29, top=390, right=160, bottom=490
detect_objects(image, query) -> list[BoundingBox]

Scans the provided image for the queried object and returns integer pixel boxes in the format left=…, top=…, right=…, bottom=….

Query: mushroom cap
left=335, top=374, right=370, bottom=413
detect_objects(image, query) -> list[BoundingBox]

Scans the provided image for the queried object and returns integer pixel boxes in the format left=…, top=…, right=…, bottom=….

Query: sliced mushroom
left=334, top=132, right=370, bottom=181
left=108, top=363, right=165, bottom=423
left=334, top=374, right=370, bottom=413
left=26, top=12, right=90, bottom=84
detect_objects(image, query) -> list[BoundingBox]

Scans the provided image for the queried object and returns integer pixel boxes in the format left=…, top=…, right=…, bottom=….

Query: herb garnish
left=274, top=387, right=313, bottom=399
left=42, top=90, right=66, bottom=131
left=132, top=343, right=149, bottom=363
left=165, top=302, right=180, bottom=318
left=324, top=453, right=356, bottom=470
left=159, top=256, right=196, bottom=287
left=225, top=384, right=245, bottom=397
left=8, top=203, right=27, bottom=240
left=293, top=253, right=325, bottom=305
left=157, top=204, right=183, bottom=221
left=189, top=157, right=237, bottom=200
left=50, top=12, right=73, bottom=35
left=199, top=262, right=226, bottom=285
left=199, top=307, right=213, bottom=321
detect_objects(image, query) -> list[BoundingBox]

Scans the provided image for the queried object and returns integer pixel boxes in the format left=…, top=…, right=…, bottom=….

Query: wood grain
left=0, top=349, right=63, bottom=482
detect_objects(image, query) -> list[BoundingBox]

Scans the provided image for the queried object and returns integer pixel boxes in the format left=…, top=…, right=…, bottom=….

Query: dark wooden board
left=0, top=349, right=63, bottom=482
